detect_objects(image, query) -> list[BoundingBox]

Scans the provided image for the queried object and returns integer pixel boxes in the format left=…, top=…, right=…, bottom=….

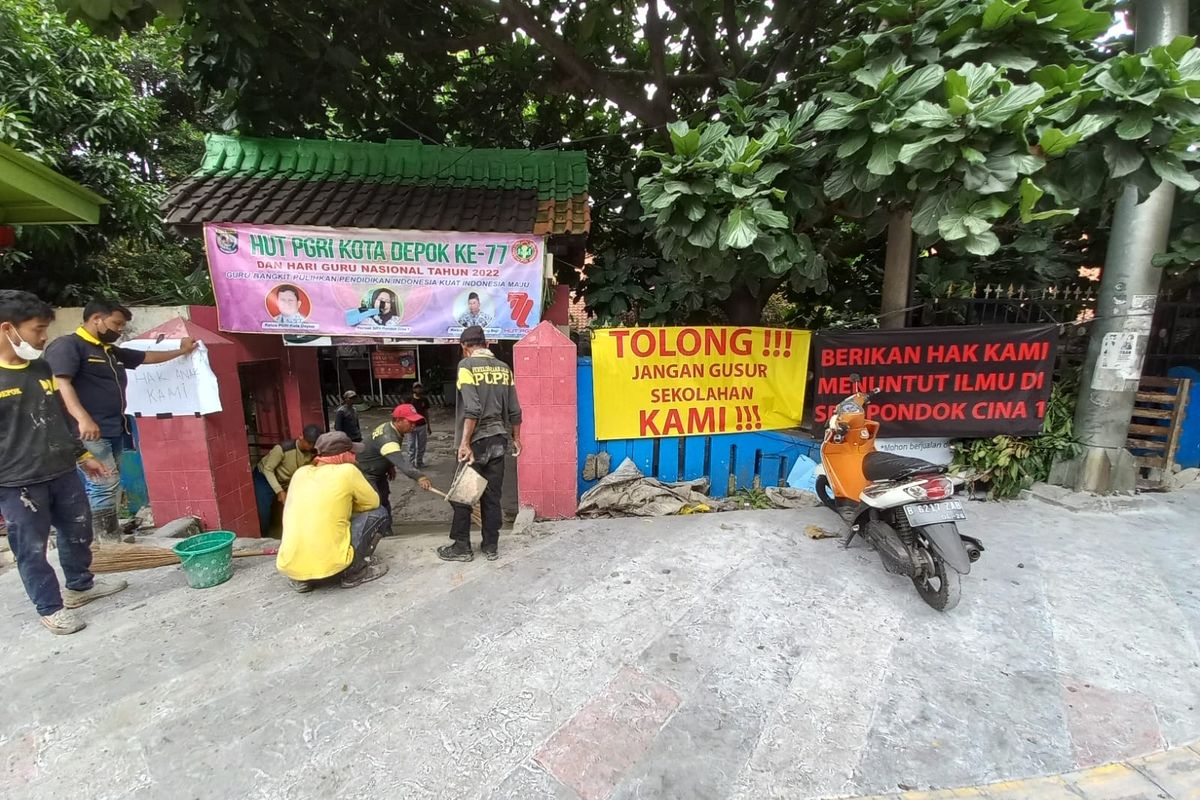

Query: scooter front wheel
left=814, top=475, right=838, bottom=511
left=912, top=555, right=961, bottom=612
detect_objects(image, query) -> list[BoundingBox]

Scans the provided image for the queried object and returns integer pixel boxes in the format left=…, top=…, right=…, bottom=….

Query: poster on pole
left=591, top=326, right=811, bottom=440
left=812, top=325, right=1058, bottom=438
left=371, top=348, right=417, bottom=380
left=203, top=223, right=544, bottom=340
left=121, top=340, right=223, bottom=416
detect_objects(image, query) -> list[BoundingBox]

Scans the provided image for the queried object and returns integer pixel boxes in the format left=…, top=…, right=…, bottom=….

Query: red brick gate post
left=513, top=321, right=578, bottom=519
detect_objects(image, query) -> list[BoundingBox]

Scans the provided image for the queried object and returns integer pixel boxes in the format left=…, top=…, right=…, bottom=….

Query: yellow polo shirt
left=276, top=462, right=380, bottom=580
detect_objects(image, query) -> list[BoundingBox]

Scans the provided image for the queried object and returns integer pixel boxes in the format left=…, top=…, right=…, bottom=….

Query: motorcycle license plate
left=904, top=500, right=967, bottom=526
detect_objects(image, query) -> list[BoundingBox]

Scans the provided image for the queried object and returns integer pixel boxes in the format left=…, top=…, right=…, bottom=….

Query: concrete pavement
left=2, top=488, right=1200, bottom=799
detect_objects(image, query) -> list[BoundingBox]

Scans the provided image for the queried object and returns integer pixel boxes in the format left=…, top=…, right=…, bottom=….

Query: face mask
left=5, top=327, right=43, bottom=360
left=97, top=326, right=121, bottom=344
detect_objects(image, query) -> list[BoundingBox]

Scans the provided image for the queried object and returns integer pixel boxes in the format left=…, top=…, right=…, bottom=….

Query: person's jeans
left=450, top=436, right=506, bottom=553
left=0, top=471, right=94, bottom=616
left=346, top=507, right=390, bottom=574
left=79, top=435, right=124, bottom=512
left=408, top=425, right=428, bottom=468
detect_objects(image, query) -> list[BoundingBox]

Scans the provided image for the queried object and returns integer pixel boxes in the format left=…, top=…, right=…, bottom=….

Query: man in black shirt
left=407, top=383, right=431, bottom=468
left=439, top=326, right=522, bottom=563
left=357, top=403, right=433, bottom=515
left=0, top=291, right=126, bottom=635
left=333, top=390, right=362, bottom=442
left=44, top=298, right=197, bottom=542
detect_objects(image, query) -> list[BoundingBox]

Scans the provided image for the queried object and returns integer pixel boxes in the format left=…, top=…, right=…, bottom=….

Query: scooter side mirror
left=871, top=386, right=883, bottom=395
left=849, top=372, right=862, bottom=382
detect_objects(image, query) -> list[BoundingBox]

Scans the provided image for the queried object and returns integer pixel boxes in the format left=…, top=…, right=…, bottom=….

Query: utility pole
left=1055, top=0, right=1189, bottom=494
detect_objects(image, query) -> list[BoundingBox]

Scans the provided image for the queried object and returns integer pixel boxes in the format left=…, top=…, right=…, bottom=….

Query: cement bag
left=447, top=464, right=488, bottom=506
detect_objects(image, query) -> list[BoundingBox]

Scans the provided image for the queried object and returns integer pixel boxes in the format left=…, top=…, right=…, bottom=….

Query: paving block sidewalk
left=853, top=742, right=1200, bottom=800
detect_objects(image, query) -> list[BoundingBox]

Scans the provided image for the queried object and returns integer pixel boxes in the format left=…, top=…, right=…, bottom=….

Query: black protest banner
left=813, top=325, right=1058, bottom=438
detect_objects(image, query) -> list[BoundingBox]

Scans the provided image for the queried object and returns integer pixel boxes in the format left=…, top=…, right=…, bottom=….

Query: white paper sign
left=875, top=437, right=954, bottom=465
left=121, top=339, right=222, bottom=416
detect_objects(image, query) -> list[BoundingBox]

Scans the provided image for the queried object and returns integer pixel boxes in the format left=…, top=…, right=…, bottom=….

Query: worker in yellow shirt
left=276, top=432, right=391, bottom=592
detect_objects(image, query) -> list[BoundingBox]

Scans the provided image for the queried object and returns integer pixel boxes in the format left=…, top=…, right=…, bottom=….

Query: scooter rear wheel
left=814, top=475, right=838, bottom=511
left=912, top=555, right=961, bottom=612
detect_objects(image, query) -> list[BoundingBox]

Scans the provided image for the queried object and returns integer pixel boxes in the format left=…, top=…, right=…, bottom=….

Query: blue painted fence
left=576, top=358, right=820, bottom=499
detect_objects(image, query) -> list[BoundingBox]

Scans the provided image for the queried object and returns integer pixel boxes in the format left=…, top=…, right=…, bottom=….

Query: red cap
left=392, top=403, right=425, bottom=424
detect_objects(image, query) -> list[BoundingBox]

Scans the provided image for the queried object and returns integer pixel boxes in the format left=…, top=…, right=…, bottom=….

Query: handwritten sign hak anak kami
left=122, top=339, right=223, bottom=417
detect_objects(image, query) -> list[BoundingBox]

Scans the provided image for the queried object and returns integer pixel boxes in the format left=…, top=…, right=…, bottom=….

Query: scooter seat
left=863, top=451, right=947, bottom=482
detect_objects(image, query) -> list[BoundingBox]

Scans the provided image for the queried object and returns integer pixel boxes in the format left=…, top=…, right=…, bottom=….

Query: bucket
left=172, top=531, right=236, bottom=589
left=446, top=464, right=488, bottom=506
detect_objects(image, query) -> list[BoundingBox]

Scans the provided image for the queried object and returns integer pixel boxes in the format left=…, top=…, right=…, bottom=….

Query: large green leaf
left=668, top=122, right=702, bottom=157
left=891, top=65, right=945, bottom=105
left=944, top=70, right=972, bottom=115
left=754, top=163, right=788, bottom=185
left=697, top=122, right=730, bottom=155
left=1179, top=48, right=1200, bottom=81
left=814, top=106, right=859, bottom=131
left=1018, top=177, right=1077, bottom=222
left=1102, top=140, right=1144, bottom=178
left=938, top=207, right=988, bottom=241
left=837, top=131, right=870, bottom=158
left=898, top=136, right=946, bottom=165
left=1038, top=127, right=1083, bottom=156
left=1115, top=111, right=1154, bottom=140
left=982, top=0, right=1028, bottom=30
left=753, top=206, right=790, bottom=229
left=824, top=165, right=856, bottom=200
left=687, top=213, right=721, bottom=248
left=682, top=197, right=707, bottom=221
left=1149, top=152, right=1200, bottom=191
left=720, top=208, right=760, bottom=249
left=866, top=138, right=903, bottom=176
left=912, top=191, right=957, bottom=236
left=973, top=84, right=1046, bottom=125
left=1063, top=113, right=1116, bottom=141
left=963, top=230, right=1001, bottom=256
left=903, top=101, right=955, bottom=126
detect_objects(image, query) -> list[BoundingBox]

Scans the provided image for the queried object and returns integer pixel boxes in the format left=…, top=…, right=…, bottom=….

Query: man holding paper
left=45, top=299, right=197, bottom=542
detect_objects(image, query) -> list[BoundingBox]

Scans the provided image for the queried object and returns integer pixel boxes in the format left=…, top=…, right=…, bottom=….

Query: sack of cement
left=765, top=486, right=821, bottom=509
left=577, top=458, right=712, bottom=518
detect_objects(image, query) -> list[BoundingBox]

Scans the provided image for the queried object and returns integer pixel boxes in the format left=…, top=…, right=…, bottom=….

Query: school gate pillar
left=513, top=321, right=578, bottom=519
left=132, top=318, right=260, bottom=537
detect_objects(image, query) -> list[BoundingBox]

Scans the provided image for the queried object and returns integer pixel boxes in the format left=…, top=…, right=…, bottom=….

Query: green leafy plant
left=952, top=378, right=1079, bottom=498
left=731, top=487, right=776, bottom=510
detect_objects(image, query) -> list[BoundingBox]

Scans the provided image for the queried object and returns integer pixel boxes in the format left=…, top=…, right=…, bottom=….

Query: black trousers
left=367, top=472, right=391, bottom=515
left=450, top=436, right=506, bottom=552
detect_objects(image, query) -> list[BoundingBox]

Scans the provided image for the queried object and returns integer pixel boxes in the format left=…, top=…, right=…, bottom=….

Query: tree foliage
left=0, top=0, right=211, bottom=304
left=634, top=0, right=1200, bottom=321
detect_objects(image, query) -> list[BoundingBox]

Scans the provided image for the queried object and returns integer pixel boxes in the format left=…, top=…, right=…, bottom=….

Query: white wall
left=48, top=305, right=192, bottom=342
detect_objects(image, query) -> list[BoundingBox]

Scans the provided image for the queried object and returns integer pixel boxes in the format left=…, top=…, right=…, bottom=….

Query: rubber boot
left=93, top=507, right=121, bottom=543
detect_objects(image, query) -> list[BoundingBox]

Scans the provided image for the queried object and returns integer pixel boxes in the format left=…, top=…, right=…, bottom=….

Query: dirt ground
left=356, top=404, right=520, bottom=534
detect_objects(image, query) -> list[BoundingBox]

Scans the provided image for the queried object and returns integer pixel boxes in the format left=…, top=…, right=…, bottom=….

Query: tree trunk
left=880, top=208, right=914, bottom=330
left=726, top=284, right=766, bottom=326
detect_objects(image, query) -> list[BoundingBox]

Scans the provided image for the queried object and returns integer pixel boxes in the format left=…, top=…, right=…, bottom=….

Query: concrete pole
left=1060, top=0, right=1187, bottom=494
left=880, top=208, right=914, bottom=330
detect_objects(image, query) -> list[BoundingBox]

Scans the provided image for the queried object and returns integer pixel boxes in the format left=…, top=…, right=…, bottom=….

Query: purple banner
left=203, top=223, right=545, bottom=339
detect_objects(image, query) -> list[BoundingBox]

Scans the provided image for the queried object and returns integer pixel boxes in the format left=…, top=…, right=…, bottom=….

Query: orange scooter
left=812, top=374, right=983, bottom=611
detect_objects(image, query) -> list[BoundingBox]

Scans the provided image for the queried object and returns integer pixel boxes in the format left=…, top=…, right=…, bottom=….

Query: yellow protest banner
left=591, top=326, right=812, bottom=440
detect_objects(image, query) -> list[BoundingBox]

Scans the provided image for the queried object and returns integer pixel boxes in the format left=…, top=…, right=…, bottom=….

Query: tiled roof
left=162, top=135, right=589, bottom=235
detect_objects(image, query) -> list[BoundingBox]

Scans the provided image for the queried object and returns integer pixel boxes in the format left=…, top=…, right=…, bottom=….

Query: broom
left=89, top=542, right=277, bottom=574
